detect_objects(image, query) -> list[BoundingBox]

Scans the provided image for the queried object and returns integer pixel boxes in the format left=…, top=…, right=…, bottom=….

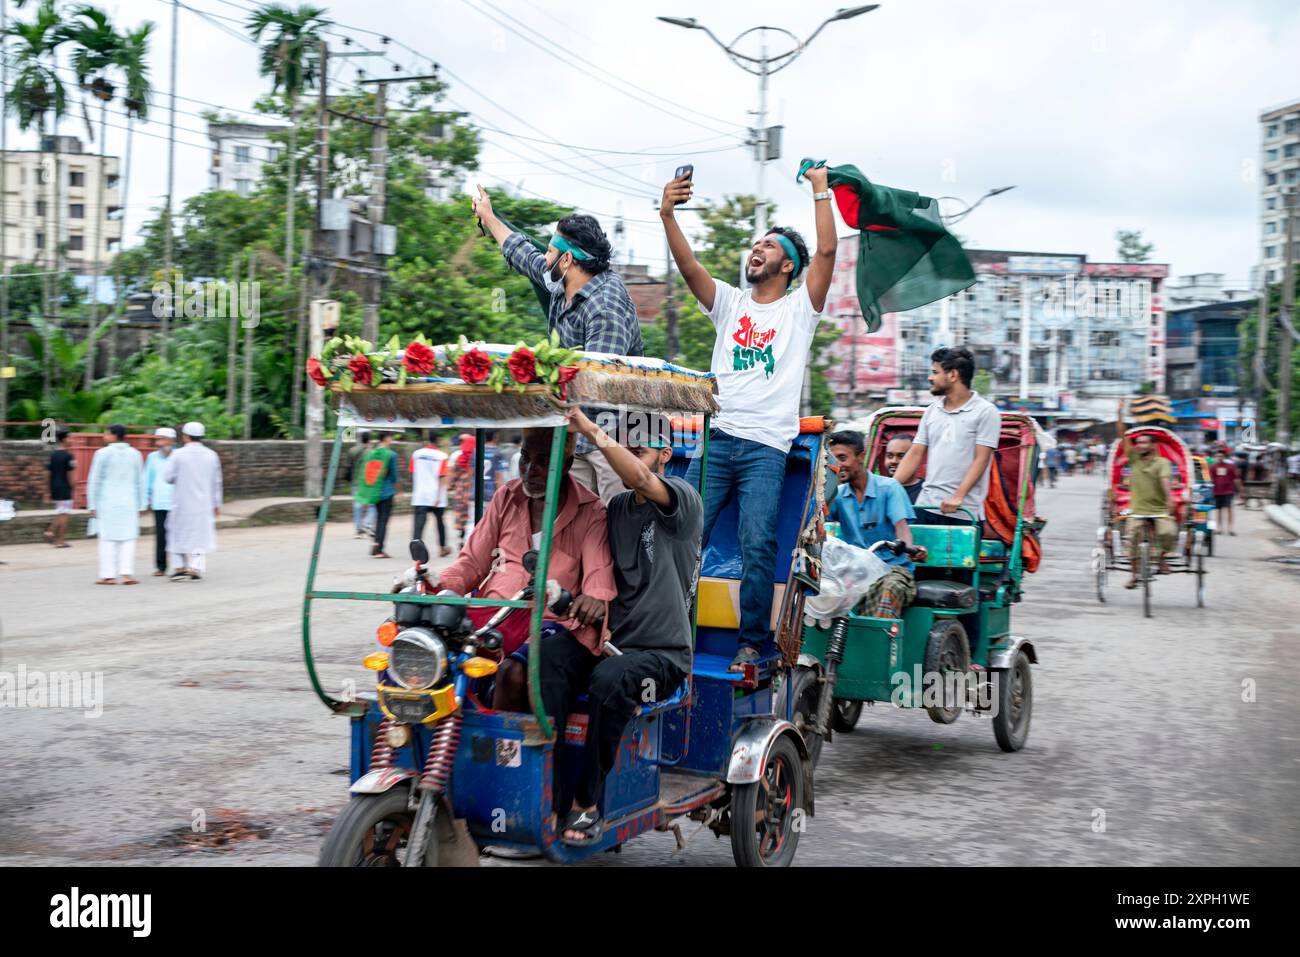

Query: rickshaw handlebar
left=869, top=539, right=926, bottom=560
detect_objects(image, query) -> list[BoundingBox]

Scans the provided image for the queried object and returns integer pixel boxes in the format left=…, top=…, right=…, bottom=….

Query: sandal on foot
left=121, top=577, right=139, bottom=585
left=728, top=646, right=761, bottom=673
left=1124, top=580, right=1139, bottom=590
left=94, top=578, right=116, bottom=585
left=560, top=809, right=603, bottom=846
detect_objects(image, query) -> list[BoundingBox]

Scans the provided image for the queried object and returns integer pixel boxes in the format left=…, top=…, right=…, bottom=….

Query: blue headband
left=551, top=234, right=592, bottom=261
left=769, top=232, right=802, bottom=276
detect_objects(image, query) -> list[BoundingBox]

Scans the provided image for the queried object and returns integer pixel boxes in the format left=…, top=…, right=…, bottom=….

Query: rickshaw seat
left=912, top=579, right=977, bottom=610
left=630, top=681, right=690, bottom=718
left=910, top=524, right=981, bottom=570
left=695, top=577, right=787, bottom=631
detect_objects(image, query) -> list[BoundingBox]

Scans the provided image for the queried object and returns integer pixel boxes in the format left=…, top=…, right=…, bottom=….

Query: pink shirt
left=437, top=475, right=617, bottom=655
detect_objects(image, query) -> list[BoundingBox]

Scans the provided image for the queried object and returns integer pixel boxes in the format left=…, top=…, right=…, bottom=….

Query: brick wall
left=0, top=439, right=422, bottom=508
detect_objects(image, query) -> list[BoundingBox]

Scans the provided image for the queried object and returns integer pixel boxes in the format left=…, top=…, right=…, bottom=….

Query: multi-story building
left=1259, top=98, right=1300, bottom=286
left=1, top=135, right=122, bottom=275
left=823, top=238, right=1169, bottom=426
left=1165, top=299, right=1257, bottom=445
left=1164, top=272, right=1252, bottom=311
left=208, top=121, right=290, bottom=196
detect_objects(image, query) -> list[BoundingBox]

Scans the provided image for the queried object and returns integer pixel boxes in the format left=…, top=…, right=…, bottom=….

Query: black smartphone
left=673, top=164, right=693, bottom=204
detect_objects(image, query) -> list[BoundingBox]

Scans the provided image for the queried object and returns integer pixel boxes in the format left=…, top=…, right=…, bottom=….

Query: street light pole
left=658, top=7, right=879, bottom=242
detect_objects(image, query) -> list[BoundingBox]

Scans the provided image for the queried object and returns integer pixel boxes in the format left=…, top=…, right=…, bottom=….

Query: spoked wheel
left=1195, top=550, right=1206, bottom=608
left=730, top=734, right=804, bottom=868
left=831, top=698, right=863, bottom=733
left=924, top=620, right=971, bottom=724
left=787, top=666, right=824, bottom=767
left=318, top=789, right=436, bottom=867
left=1093, top=548, right=1107, bottom=603
left=992, top=650, right=1033, bottom=752
left=1139, top=540, right=1152, bottom=619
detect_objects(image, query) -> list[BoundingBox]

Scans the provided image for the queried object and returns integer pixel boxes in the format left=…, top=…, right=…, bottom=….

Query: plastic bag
left=803, top=536, right=890, bottom=625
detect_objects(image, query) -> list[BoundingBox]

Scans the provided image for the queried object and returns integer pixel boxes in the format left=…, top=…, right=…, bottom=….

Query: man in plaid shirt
left=474, top=186, right=643, bottom=503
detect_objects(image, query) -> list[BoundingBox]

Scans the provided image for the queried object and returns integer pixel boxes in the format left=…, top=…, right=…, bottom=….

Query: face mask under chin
left=544, top=255, right=569, bottom=294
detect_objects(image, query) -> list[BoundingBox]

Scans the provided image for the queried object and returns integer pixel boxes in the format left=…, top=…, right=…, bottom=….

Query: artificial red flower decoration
left=457, top=348, right=492, bottom=384
left=348, top=354, right=375, bottom=387
left=556, top=364, right=579, bottom=399
left=402, top=340, right=436, bottom=376
left=306, top=356, right=329, bottom=387
left=507, top=347, right=537, bottom=384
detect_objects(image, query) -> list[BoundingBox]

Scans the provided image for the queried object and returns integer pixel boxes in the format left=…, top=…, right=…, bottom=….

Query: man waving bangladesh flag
left=800, top=160, right=976, bottom=331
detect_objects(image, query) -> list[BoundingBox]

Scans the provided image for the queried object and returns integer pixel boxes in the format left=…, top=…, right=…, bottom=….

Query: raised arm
left=565, top=407, right=672, bottom=509
left=472, top=185, right=548, bottom=288
left=659, top=174, right=716, bottom=311
left=803, top=166, right=837, bottom=313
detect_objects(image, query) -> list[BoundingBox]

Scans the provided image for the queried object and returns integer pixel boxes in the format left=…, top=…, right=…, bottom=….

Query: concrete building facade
left=823, top=237, right=1168, bottom=427
left=1, top=135, right=122, bottom=275
left=207, top=121, right=290, bottom=196
left=1259, top=98, right=1300, bottom=286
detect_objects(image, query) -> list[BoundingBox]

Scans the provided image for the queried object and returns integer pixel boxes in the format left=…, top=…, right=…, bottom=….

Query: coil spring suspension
left=814, top=618, right=849, bottom=738
left=826, top=618, right=848, bottom=664
left=420, top=712, right=463, bottom=794
left=370, top=718, right=398, bottom=770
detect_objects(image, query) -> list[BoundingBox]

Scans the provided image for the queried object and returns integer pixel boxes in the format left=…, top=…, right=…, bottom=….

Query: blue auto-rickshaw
left=305, top=351, right=821, bottom=867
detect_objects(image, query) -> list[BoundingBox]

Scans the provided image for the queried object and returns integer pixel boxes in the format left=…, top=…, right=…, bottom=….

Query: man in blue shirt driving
left=827, top=430, right=921, bottom=619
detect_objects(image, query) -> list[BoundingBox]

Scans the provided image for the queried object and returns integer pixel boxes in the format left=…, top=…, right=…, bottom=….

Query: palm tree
left=106, top=22, right=152, bottom=379
left=62, top=6, right=154, bottom=386
left=246, top=3, right=331, bottom=428
left=4, top=0, right=70, bottom=402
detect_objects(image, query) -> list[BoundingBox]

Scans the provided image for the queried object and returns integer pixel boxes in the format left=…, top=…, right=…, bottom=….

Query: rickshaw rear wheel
left=318, top=788, right=437, bottom=868
left=787, top=666, right=825, bottom=767
left=924, top=620, right=971, bottom=724
left=1195, top=551, right=1206, bottom=608
left=831, top=699, right=863, bottom=733
left=1093, top=549, right=1107, bottom=604
left=992, top=650, right=1033, bottom=752
left=729, top=734, right=804, bottom=868
left=1139, top=541, right=1152, bottom=619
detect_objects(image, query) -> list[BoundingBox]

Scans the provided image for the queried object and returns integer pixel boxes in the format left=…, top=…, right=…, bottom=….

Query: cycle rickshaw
left=789, top=406, right=1046, bottom=757
left=1234, top=442, right=1289, bottom=509
left=303, top=341, right=818, bottom=867
left=1093, top=425, right=1207, bottom=616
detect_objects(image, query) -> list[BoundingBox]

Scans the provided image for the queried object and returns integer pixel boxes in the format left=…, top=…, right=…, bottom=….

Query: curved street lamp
left=657, top=7, right=879, bottom=238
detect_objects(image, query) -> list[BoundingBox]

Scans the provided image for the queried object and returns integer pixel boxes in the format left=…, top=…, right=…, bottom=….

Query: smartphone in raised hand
left=673, top=164, right=693, bottom=205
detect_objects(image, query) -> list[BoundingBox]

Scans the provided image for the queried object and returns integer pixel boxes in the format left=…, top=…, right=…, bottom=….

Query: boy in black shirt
left=542, top=406, right=702, bottom=845
left=43, top=429, right=75, bottom=548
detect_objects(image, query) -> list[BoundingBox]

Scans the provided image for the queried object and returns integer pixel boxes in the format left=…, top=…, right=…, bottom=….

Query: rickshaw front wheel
left=992, top=650, right=1033, bottom=752
left=729, top=734, right=804, bottom=868
left=318, top=788, right=437, bottom=868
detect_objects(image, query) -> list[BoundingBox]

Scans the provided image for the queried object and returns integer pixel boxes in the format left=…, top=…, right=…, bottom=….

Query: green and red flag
left=802, top=160, right=976, bottom=332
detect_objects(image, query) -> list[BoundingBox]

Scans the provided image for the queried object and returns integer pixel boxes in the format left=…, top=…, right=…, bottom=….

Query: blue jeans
left=686, top=429, right=788, bottom=652
left=353, top=500, right=376, bottom=533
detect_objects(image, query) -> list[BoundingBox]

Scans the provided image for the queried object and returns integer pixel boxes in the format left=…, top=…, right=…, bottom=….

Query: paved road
left=1, top=472, right=1297, bottom=866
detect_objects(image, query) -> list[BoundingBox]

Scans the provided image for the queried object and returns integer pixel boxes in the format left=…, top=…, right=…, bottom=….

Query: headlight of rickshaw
left=388, top=628, right=448, bottom=690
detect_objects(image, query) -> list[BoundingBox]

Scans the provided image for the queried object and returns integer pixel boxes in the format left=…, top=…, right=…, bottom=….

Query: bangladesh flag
left=820, top=162, right=976, bottom=332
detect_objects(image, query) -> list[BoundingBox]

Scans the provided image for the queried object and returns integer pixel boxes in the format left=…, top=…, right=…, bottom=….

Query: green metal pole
left=473, top=428, right=486, bottom=529
left=302, top=429, right=345, bottom=710
left=526, top=425, right=568, bottom=739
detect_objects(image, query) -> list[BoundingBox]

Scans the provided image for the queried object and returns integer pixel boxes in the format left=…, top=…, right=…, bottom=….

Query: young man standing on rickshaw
left=892, top=347, right=1001, bottom=528
left=472, top=188, right=643, bottom=504
left=828, top=430, right=921, bottom=619
left=660, top=165, right=837, bottom=672
left=533, top=407, right=703, bottom=844
left=1121, top=432, right=1177, bottom=587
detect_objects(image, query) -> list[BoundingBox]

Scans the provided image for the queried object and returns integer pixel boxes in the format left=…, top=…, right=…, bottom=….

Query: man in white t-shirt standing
left=410, top=430, right=451, bottom=557
left=660, top=165, right=836, bottom=671
left=893, top=347, right=1002, bottom=526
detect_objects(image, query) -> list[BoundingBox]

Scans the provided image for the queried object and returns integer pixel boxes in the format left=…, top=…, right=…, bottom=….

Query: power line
left=462, top=0, right=745, bottom=137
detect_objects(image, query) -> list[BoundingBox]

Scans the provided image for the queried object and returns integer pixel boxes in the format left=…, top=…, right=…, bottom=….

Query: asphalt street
left=1, top=471, right=1297, bottom=866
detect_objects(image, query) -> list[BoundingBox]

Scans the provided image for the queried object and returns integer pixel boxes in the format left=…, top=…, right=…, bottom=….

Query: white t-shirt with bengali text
left=409, top=446, right=449, bottom=507
left=701, top=278, right=822, bottom=453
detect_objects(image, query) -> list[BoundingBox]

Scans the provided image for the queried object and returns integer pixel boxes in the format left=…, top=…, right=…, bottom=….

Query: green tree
left=1115, top=229, right=1154, bottom=263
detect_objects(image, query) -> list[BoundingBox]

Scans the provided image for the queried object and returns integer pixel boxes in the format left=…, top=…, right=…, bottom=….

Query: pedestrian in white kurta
left=164, top=421, right=223, bottom=581
left=87, top=424, right=146, bottom=585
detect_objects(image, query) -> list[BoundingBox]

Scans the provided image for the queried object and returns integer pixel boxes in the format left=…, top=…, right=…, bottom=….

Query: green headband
left=551, top=234, right=593, bottom=261
left=768, top=232, right=803, bottom=276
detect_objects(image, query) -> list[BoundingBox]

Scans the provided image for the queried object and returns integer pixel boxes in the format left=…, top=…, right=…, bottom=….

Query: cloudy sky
left=7, top=0, right=1297, bottom=285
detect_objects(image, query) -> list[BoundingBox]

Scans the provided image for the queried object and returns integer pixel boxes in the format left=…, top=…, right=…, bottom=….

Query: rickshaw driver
left=1122, top=432, right=1177, bottom=588
left=538, top=406, right=702, bottom=845
left=427, top=428, right=617, bottom=707
left=827, top=430, right=923, bottom=618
